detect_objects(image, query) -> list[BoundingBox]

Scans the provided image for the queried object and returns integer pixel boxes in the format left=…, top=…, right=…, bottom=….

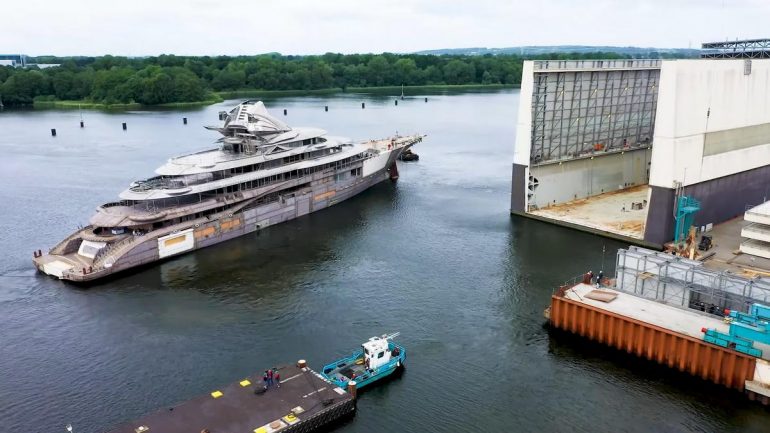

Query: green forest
left=0, top=52, right=629, bottom=107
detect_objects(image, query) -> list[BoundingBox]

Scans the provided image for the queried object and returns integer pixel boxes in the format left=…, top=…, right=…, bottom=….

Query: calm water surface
left=0, top=91, right=768, bottom=433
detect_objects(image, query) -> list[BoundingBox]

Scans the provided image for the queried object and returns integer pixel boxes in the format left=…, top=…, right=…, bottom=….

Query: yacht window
left=377, top=351, right=384, bottom=359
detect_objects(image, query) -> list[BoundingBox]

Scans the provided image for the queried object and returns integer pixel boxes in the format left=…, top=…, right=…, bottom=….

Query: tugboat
left=321, top=333, right=405, bottom=389
left=399, top=148, right=419, bottom=162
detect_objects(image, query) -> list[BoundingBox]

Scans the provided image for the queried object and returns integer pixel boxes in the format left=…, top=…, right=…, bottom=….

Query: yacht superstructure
left=33, top=101, right=424, bottom=282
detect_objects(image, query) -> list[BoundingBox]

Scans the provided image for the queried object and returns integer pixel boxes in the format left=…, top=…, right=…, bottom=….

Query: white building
left=512, top=56, right=770, bottom=247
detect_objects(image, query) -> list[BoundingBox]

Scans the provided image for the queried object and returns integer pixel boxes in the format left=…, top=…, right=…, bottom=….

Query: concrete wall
left=513, top=61, right=535, bottom=167
left=528, top=147, right=651, bottom=209
left=650, top=59, right=770, bottom=188
left=644, top=156, right=770, bottom=245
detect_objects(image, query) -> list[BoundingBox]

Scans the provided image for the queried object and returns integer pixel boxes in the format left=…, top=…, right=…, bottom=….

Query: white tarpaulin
left=78, top=240, right=107, bottom=259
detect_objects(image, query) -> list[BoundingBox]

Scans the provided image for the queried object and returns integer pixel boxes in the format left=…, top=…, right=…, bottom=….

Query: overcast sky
left=4, top=0, right=769, bottom=56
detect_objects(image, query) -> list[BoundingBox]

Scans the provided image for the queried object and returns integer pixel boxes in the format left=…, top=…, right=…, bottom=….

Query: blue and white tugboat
left=321, top=333, right=406, bottom=389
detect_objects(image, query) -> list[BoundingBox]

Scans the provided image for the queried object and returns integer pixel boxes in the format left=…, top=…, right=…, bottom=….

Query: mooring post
left=347, top=381, right=357, bottom=400
left=297, top=359, right=307, bottom=368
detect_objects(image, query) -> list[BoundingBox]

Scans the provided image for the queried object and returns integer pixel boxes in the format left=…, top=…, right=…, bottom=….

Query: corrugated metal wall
left=550, top=295, right=756, bottom=390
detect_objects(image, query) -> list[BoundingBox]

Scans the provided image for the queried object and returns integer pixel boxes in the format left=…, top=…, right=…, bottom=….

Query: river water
left=0, top=91, right=767, bottom=433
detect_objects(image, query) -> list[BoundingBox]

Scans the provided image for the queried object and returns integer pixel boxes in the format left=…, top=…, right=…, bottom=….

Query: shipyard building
left=511, top=40, right=770, bottom=247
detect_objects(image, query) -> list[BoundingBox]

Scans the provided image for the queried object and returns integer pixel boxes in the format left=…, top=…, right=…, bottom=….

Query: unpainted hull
left=33, top=148, right=407, bottom=282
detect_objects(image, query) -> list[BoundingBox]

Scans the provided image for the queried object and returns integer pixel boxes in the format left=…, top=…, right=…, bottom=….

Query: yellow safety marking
left=240, top=379, right=252, bottom=387
left=283, top=413, right=299, bottom=424
left=210, top=390, right=223, bottom=398
left=253, top=427, right=268, bottom=433
left=163, top=235, right=186, bottom=247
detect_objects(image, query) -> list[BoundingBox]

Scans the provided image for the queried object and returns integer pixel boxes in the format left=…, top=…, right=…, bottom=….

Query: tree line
left=0, top=52, right=628, bottom=106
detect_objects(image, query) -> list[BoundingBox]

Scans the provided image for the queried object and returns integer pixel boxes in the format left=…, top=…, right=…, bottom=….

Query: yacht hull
left=33, top=149, right=407, bottom=283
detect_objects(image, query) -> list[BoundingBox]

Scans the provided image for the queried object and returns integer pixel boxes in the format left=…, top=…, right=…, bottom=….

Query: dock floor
left=106, top=364, right=354, bottom=433
left=700, top=217, right=770, bottom=277
left=530, top=185, right=649, bottom=240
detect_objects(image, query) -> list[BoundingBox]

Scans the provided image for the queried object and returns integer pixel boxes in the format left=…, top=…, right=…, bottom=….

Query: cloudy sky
left=3, top=0, right=769, bottom=56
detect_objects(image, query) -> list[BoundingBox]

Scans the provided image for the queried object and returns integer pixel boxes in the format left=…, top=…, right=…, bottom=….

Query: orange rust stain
left=195, top=226, right=216, bottom=238
left=314, top=190, right=336, bottom=201
left=221, top=218, right=242, bottom=231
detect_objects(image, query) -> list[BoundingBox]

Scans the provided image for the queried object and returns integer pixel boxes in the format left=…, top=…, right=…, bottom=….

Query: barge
left=104, top=362, right=355, bottom=433
left=33, top=100, right=423, bottom=282
left=547, top=282, right=770, bottom=404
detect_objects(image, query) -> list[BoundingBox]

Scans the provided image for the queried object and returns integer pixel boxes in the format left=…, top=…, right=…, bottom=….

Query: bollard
left=325, top=105, right=328, bottom=112
left=347, top=381, right=357, bottom=400
left=297, top=359, right=307, bottom=369
left=80, top=121, right=84, bottom=128
left=122, top=122, right=127, bottom=130
left=183, top=117, right=187, bottom=125
left=361, top=102, right=365, bottom=109
left=395, top=100, right=398, bottom=106
left=51, top=128, right=56, bottom=137
left=283, top=109, right=287, bottom=116
left=425, top=97, right=428, bottom=103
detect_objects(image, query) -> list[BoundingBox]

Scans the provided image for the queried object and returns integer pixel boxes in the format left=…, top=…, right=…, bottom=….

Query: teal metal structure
left=702, top=302, right=770, bottom=358
left=674, top=195, right=700, bottom=243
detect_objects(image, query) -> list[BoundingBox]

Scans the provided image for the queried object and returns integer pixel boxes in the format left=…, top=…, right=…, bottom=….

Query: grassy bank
left=216, top=83, right=514, bottom=100
left=29, top=84, right=511, bottom=110
left=32, top=99, right=142, bottom=110
left=32, top=93, right=224, bottom=110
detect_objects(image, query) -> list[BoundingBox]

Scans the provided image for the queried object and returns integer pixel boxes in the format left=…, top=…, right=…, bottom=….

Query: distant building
left=32, top=63, right=61, bottom=69
left=0, top=54, right=28, bottom=67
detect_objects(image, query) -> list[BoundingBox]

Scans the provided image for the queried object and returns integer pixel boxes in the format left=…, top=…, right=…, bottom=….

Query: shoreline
left=25, top=84, right=515, bottom=110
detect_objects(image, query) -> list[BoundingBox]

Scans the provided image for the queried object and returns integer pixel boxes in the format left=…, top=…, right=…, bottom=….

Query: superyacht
left=33, top=101, right=424, bottom=282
